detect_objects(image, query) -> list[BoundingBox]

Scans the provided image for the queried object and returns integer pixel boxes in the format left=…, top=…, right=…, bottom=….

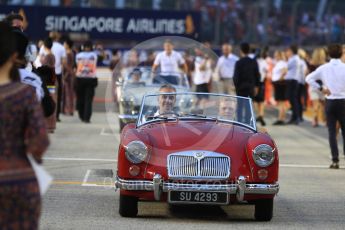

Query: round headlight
left=252, top=144, right=275, bottom=167
left=125, top=141, right=148, bottom=164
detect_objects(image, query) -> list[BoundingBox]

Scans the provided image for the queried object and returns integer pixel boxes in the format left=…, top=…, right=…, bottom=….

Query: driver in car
left=155, top=84, right=177, bottom=116
left=218, top=97, right=237, bottom=120
left=142, top=84, right=177, bottom=123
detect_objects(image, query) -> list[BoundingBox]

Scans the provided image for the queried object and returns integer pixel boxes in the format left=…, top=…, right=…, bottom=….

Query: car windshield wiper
left=146, top=113, right=179, bottom=121
left=179, top=113, right=206, bottom=118
left=179, top=113, right=218, bottom=120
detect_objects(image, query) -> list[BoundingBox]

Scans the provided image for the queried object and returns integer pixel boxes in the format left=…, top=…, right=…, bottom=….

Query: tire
left=119, top=194, right=138, bottom=217
left=254, top=198, right=273, bottom=221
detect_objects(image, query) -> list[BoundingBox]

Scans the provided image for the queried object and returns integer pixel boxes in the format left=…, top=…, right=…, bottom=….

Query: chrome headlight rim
left=252, top=144, right=275, bottom=167
left=125, top=140, right=148, bottom=164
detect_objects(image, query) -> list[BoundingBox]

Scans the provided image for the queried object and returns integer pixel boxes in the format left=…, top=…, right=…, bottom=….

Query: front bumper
left=115, top=174, right=279, bottom=202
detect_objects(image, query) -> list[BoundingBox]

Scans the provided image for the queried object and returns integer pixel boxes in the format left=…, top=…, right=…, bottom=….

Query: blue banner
left=0, top=5, right=200, bottom=41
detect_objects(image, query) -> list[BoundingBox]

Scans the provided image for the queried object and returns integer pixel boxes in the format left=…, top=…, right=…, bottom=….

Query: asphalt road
left=38, top=103, right=345, bottom=230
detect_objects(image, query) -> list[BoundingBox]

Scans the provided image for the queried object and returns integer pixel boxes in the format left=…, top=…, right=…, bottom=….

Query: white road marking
left=81, top=169, right=116, bottom=188
left=43, top=157, right=117, bottom=162
left=82, top=169, right=91, bottom=185
left=280, top=163, right=343, bottom=169
left=100, top=127, right=115, bottom=136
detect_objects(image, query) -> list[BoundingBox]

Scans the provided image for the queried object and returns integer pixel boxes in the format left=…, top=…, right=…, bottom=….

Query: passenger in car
left=218, top=97, right=237, bottom=120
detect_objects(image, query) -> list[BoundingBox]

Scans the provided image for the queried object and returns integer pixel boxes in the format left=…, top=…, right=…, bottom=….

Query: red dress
left=0, top=82, right=49, bottom=229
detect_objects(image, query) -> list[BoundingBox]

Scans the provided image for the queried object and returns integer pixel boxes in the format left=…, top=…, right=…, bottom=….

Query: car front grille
left=167, top=151, right=230, bottom=180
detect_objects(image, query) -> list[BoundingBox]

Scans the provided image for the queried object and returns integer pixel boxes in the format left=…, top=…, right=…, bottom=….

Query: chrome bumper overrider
left=115, top=174, right=279, bottom=202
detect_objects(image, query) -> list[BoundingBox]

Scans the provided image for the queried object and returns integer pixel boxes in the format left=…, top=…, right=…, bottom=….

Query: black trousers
left=325, top=99, right=345, bottom=163
left=76, top=78, right=98, bottom=122
left=56, top=74, right=62, bottom=120
left=286, top=80, right=300, bottom=122
left=297, top=83, right=305, bottom=120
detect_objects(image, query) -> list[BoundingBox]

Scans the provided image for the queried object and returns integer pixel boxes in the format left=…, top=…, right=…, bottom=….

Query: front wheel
left=119, top=194, right=138, bottom=217
left=254, top=198, right=273, bottom=221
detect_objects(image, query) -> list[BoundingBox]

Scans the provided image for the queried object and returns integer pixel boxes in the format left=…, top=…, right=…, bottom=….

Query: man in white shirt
left=306, top=44, right=345, bottom=169
left=284, top=45, right=301, bottom=125
left=39, top=31, right=66, bottom=121
left=152, top=40, right=188, bottom=85
left=215, top=43, right=239, bottom=94
left=193, top=47, right=212, bottom=107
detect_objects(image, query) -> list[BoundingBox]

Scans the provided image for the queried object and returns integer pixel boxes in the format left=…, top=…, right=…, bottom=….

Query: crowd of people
left=2, top=6, right=345, bottom=228
left=109, top=38, right=345, bottom=170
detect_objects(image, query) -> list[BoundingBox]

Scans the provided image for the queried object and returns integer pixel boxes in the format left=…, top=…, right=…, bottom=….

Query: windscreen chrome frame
left=136, top=92, right=257, bottom=131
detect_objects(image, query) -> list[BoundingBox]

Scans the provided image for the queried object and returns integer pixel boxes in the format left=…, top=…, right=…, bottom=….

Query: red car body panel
left=117, top=120, right=279, bottom=201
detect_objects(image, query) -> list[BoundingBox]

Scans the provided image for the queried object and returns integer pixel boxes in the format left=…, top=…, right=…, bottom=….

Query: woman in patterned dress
left=0, top=22, right=49, bottom=229
left=62, top=38, right=75, bottom=115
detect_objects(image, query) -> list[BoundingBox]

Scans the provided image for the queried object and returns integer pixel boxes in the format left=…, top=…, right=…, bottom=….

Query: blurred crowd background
left=2, top=0, right=345, bottom=46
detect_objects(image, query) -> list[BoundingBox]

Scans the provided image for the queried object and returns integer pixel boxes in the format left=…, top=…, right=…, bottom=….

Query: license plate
left=168, top=191, right=228, bottom=204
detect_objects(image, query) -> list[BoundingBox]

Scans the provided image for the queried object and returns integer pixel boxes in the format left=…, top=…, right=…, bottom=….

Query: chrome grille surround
left=167, top=151, right=230, bottom=180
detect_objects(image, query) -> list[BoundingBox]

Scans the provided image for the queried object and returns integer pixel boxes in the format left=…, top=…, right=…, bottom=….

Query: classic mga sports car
left=115, top=92, right=279, bottom=221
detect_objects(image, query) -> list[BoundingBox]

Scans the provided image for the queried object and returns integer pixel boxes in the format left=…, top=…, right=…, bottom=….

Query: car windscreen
left=137, top=92, right=256, bottom=130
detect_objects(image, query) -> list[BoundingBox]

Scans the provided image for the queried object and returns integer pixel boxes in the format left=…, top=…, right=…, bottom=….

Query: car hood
left=140, top=120, right=254, bottom=181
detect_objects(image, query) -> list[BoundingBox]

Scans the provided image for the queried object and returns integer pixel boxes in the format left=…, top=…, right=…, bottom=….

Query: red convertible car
left=115, top=92, right=279, bottom=221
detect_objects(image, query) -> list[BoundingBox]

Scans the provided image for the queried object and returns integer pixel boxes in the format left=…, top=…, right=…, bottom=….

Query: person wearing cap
left=75, top=41, right=98, bottom=123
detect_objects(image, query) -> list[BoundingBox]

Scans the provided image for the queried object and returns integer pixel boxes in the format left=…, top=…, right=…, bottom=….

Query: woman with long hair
left=308, top=48, right=327, bottom=127
left=0, top=22, right=49, bottom=229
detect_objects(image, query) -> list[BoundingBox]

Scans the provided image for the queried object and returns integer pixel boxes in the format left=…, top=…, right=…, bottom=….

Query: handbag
left=27, top=154, right=53, bottom=195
